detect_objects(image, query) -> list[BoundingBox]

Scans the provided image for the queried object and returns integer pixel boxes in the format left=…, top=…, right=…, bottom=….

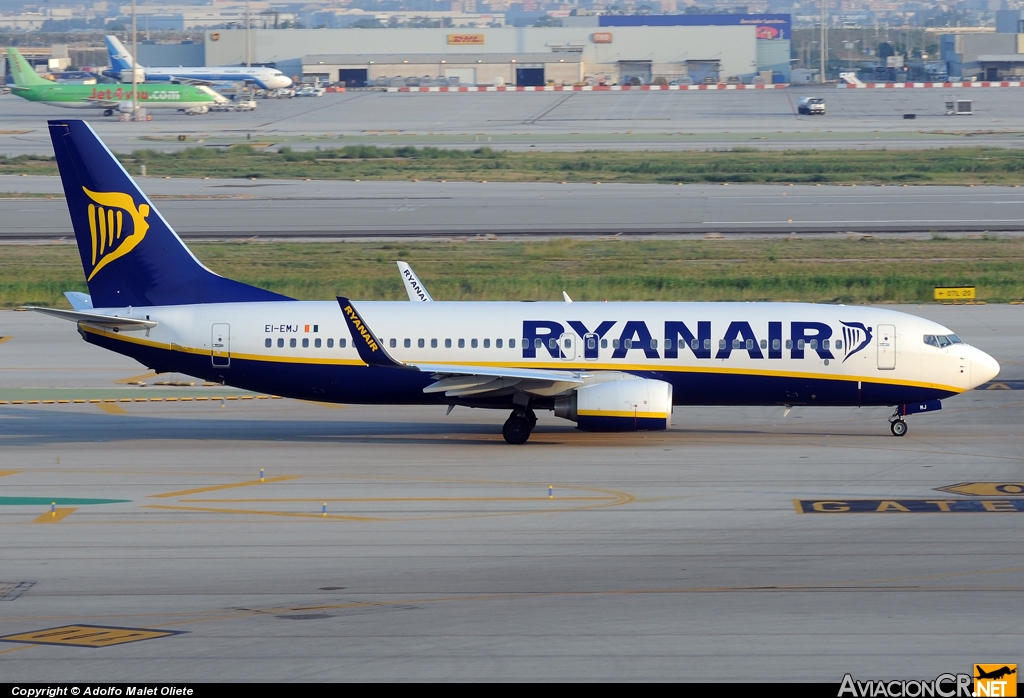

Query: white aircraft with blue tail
left=25, top=119, right=1000, bottom=443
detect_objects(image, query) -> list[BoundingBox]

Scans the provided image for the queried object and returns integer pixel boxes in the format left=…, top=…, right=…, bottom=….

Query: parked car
left=670, top=76, right=694, bottom=86
left=232, top=98, right=257, bottom=111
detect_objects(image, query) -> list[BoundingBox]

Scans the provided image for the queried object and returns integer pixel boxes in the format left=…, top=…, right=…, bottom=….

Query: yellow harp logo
left=83, top=187, right=150, bottom=281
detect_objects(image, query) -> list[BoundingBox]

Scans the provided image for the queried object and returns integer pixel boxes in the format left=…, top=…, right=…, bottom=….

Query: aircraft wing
left=85, top=98, right=121, bottom=107
left=21, top=306, right=157, bottom=331
left=167, top=76, right=217, bottom=87
left=337, top=296, right=583, bottom=396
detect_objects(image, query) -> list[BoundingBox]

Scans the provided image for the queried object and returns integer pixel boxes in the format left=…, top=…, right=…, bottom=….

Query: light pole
left=820, top=0, right=827, bottom=83
left=131, top=0, right=138, bottom=119
left=246, top=0, right=251, bottom=68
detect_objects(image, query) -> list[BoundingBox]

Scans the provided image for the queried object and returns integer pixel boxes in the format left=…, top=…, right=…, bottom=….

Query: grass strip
left=7, top=146, right=1024, bottom=184
left=3, top=237, right=1023, bottom=308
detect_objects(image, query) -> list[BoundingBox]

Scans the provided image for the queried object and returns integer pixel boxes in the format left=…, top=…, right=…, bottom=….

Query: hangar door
left=619, top=60, right=652, bottom=85
left=337, top=68, right=368, bottom=87
left=515, top=67, right=545, bottom=87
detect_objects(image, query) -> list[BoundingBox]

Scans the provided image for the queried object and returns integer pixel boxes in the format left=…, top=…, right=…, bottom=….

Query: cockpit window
left=924, top=334, right=961, bottom=348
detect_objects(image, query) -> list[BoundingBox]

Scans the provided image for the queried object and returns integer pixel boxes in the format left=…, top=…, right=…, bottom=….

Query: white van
left=798, top=97, right=826, bottom=115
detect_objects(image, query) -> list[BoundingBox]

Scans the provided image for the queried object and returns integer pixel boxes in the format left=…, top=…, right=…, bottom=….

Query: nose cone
left=970, top=346, right=1000, bottom=388
left=275, top=75, right=293, bottom=88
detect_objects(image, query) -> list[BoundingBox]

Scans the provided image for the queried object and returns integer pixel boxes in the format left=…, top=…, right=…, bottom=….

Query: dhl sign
left=592, top=32, right=613, bottom=43
left=448, top=34, right=485, bottom=45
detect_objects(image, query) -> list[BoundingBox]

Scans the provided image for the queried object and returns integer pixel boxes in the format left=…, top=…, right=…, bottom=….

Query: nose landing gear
left=502, top=408, right=537, bottom=444
left=889, top=409, right=908, bottom=437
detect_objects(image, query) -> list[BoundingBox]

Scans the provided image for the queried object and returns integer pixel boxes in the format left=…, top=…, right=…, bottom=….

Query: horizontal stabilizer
left=21, top=306, right=157, bottom=331
left=63, top=291, right=93, bottom=310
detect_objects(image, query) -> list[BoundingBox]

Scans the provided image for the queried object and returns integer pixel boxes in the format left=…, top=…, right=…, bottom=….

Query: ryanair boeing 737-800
left=26, top=120, right=1000, bottom=443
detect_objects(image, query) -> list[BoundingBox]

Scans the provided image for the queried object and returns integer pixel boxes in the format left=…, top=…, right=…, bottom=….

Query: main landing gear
left=889, top=410, right=908, bottom=437
left=502, top=408, right=537, bottom=445
left=103, top=109, right=114, bottom=116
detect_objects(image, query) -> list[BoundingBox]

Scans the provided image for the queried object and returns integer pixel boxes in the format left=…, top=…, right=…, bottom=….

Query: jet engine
left=554, top=378, right=673, bottom=432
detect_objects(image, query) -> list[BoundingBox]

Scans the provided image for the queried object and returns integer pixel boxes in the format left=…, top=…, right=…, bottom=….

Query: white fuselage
left=79, top=300, right=999, bottom=408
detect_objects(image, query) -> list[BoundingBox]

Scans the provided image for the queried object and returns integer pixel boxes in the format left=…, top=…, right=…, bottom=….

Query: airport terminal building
left=201, top=15, right=791, bottom=88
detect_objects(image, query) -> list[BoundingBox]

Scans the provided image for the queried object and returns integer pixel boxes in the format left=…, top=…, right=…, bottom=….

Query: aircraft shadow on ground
left=0, top=408, right=886, bottom=447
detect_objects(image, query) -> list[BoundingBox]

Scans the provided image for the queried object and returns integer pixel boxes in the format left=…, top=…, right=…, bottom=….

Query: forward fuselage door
left=877, top=324, right=895, bottom=370
left=559, top=332, right=576, bottom=361
left=212, top=323, right=231, bottom=367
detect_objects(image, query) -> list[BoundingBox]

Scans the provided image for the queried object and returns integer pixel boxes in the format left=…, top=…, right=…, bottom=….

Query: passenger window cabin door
left=877, top=324, right=895, bottom=370
left=212, top=323, right=231, bottom=367
left=583, top=333, right=599, bottom=361
left=559, top=332, right=576, bottom=361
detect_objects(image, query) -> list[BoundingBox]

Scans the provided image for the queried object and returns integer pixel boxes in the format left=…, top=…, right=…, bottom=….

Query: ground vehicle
left=232, top=98, right=257, bottom=111
left=798, top=97, right=826, bottom=115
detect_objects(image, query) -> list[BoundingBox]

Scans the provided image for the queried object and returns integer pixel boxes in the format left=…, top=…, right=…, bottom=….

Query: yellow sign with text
left=934, top=286, right=976, bottom=300
left=448, top=34, right=485, bottom=45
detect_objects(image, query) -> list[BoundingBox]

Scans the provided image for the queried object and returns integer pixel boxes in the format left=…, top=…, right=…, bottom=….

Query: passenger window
left=277, top=338, right=284, bottom=348
left=691, top=339, right=699, bottom=350
left=602, top=339, right=608, bottom=349
left=534, top=338, right=542, bottom=349
left=265, top=338, right=272, bottom=348
left=290, top=338, right=297, bottom=348
left=496, top=338, right=503, bottom=348
left=703, top=339, right=711, bottom=350
left=484, top=338, right=491, bottom=348
left=822, top=339, right=829, bottom=350
left=760, top=339, right=767, bottom=349
left=733, top=339, right=741, bottom=350
left=418, top=338, right=425, bottom=348
left=445, top=339, right=452, bottom=348
left=651, top=339, right=658, bottom=349
left=786, top=339, right=793, bottom=349
left=797, top=339, right=805, bottom=350
left=315, top=338, right=321, bottom=348
left=431, top=338, right=438, bottom=348
left=810, top=339, right=817, bottom=350
left=772, top=339, right=781, bottom=351
left=471, top=339, right=478, bottom=348
left=745, top=339, right=753, bottom=350
left=458, top=339, right=465, bottom=348
left=564, top=338, right=571, bottom=349
left=404, top=338, right=411, bottom=348
left=587, top=337, right=595, bottom=350
left=549, top=338, right=557, bottom=350
left=923, top=335, right=939, bottom=348
left=834, top=340, right=841, bottom=350
left=509, top=339, right=516, bottom=348
left=612, top=339, right=620, bottom=349
left=340, top=338, right=346, bottom=348
left=327, top=338, right=334, bottom=348
left=719, top=340, right=726, bottom=350
left=302, top=338, right=309, bottom=348
left=624, top=339, right=633, bottom=349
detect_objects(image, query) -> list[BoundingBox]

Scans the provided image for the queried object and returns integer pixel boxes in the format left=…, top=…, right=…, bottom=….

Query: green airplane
left=6, top=47, right=227, bottom=116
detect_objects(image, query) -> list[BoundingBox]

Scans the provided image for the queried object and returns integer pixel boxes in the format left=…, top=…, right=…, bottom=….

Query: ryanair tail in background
left=48, top=120, right=291, bottom=308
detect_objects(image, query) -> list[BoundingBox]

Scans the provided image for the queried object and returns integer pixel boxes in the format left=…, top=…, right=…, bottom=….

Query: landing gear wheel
left=890, top=419, right=908, bottom=437
left=502, top=415, right=531, bottom=445
left=103, top=109, right=114, bottom=116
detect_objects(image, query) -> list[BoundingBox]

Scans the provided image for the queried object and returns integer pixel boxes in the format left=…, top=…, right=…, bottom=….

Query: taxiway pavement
left=0, top=307, right=1021, bottom=680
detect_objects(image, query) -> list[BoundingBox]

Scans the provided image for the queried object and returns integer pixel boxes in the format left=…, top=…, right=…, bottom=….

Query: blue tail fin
left=104, top=35, right=134, bottom=73
left=48, top=119, right=291, bottom=308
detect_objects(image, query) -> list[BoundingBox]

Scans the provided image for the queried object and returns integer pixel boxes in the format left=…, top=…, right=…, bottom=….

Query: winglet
left=397, top=261, right=433, bottom=302
left=337, top=297, right=406, bottom=368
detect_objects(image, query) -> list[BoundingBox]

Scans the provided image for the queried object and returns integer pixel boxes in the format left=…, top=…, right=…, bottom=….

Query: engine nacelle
left=554, top=378, right=673, bottom=432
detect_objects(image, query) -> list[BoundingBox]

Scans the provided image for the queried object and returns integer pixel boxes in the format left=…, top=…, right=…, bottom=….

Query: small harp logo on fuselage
left=83, top=187, right=150, bottom=281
